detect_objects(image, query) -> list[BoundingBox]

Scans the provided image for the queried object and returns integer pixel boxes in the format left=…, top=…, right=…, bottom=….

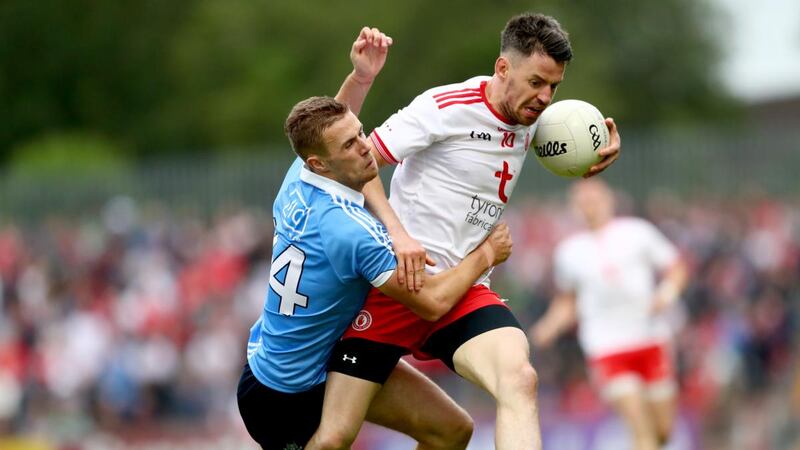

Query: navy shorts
left=237, top=363, right=325, bottom=449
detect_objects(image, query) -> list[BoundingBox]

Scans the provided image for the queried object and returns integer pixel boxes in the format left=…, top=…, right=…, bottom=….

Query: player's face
left=499, top=52, right=566, bottom=126
left=570, top=180, right=614, bottom=229
left=320, top=111, right=378, bottom=191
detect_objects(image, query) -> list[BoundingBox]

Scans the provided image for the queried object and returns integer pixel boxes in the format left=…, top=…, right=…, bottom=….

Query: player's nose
left=357, top=136, right=371, bottom=155
left=537, top=86, right=554, bottom=105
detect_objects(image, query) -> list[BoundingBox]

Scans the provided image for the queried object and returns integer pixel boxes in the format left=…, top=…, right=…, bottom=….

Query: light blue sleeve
left=319, top=207, right=397, bottom=286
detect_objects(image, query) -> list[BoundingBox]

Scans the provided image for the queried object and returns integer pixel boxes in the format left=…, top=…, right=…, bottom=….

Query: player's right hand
left=350, top=26, right=393, bottom=85
left=482, top=222, right=513, bottom=267
left=392, top=231, right=435, bottom=292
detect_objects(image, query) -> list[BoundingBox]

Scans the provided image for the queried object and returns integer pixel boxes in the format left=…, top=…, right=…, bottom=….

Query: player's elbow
left=415, top=296, right=449, bottom=322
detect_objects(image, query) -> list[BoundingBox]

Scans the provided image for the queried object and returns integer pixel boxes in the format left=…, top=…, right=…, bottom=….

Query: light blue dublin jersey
left=247, top=158, right=397, bottom=393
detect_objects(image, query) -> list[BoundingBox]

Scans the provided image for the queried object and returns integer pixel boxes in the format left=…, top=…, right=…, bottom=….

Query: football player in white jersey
left=530, top=178, right=688, bottom=450
left=310, top=13, right=621, bottom=450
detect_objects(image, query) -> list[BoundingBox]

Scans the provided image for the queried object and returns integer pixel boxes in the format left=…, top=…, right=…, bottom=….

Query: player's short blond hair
left=284, top=96, right=349, bottom=160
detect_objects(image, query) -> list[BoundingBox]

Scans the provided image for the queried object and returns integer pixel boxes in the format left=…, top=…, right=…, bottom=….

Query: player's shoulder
left=611, top=216, right=654, bottom=234
left=419, top=76, right=489, bottom=110
left=423, top=76, right=488, bottom=97
left=556, top=230, right=591, bottom=255
left=317, top=195, right=390, bottom=243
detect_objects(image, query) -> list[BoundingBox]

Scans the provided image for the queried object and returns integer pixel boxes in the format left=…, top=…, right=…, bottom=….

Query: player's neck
left=307, top=166, right=365, bottom=193
left=484, top=77, right=516, bottom=125
left=587, top=216, right=612, bottom=231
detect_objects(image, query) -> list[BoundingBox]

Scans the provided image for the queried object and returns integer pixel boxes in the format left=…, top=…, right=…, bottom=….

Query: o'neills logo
left=351, top=310, right=372, bottom=331
left=534, top=141, right=567, bottom=157
left=465, top=195, right=504, bottom=231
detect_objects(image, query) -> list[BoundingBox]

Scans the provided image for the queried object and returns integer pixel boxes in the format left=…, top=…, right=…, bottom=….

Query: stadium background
left=1, top=0, right=798, bottom=449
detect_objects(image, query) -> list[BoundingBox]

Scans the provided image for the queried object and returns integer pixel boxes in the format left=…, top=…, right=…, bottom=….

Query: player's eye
left=530, top=80, right=542, bottom=88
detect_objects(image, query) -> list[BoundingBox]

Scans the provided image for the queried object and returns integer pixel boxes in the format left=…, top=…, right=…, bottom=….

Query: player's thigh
left=237, top=363, right=324, bottom=449
left=322, top=337, right=408, bottom=440
left=422, top=304, right=530, bottom=393
left=452, top=326, right=532, bottom=393
left=366, top=359, right=473, bottom=443
left=314, top=371, right=383, bottom=444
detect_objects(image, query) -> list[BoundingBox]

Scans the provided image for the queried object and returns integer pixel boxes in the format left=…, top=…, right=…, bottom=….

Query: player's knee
left=655, top=424, right=673, bottom=446
left=498, top=362, right=539, bottom=401
left=420, top=409, right=474, bottom=449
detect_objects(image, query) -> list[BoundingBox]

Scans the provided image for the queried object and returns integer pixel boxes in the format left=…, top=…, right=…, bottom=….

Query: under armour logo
left=342, top=354, right=357, bottom=364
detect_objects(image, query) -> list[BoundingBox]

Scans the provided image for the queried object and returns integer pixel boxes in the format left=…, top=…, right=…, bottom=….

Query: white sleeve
left=553, top=243, right=576, bottom=293
left=370, top=92, right=444, bottom=165
left=640, top=220, right=678, bottom=270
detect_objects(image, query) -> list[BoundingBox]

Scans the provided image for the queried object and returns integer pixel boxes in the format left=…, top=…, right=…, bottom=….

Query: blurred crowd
left=501, top=191, right=800, bottom=449
left=0, top=191, right=799, bottom=448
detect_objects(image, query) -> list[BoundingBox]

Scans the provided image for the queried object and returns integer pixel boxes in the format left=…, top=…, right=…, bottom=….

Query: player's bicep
left=323, top=207, right=397, bottom=284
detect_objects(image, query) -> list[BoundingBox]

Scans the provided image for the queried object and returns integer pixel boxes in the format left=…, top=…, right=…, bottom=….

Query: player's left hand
left=650, top=281, right=679, bottom=314
left=350, top=27, right=393, bottom=85
left=583, top=117, right=620, bottom=178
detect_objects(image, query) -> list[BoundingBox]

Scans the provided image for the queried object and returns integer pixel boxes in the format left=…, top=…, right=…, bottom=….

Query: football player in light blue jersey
left=237, top=27, right=514, bottom=450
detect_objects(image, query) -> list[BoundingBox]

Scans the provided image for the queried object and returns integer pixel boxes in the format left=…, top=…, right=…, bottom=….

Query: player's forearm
left=362, top=176, right=406, bottom=235
left=656, top=259, right=689, bottom=305
left=416, top=245, right=492, bottom=321
left=538, top=294, right=577, bottom=339
left=335, top=71, right=374, bottom=116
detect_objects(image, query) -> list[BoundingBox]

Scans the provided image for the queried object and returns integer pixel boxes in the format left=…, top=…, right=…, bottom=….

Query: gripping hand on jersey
left=478, top=222, right=513, bottom=268
left=583, top=118, right=621, bottom=178
left=350, top=27, right=393, bottom=85
left=393, top=230, right=436, bottom=292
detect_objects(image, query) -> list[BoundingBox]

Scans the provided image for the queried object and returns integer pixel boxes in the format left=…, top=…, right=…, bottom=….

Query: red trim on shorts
left=370, top=131, right=399, bottom=165
left=480, top=80, right=514, bottom=125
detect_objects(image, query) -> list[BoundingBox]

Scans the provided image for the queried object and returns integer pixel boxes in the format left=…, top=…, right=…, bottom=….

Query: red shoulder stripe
left=434, top=91, right=483, bottom=103
left=437, top=98, right=483, bottom=110
left=432, top=87, right=480, bottom=99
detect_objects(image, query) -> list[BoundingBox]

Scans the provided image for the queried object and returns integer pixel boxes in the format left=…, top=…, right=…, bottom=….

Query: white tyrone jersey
left=371, top=76, right=535, bottom=281
left=554, top=218, right=679, bottom=358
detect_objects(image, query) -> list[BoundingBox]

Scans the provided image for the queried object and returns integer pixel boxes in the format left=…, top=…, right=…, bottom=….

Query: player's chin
left=364, top=165, right=379, bottom=182
left=519, top=108, right=541, bottom=125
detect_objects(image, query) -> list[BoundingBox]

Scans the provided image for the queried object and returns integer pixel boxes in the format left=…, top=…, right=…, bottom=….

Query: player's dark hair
left=501, top=13, right=572, bottom=63
left=284, top=96, right=349, bottom=160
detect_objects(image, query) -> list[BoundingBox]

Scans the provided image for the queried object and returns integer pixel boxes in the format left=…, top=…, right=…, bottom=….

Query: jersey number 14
left=269, top=245, right=309, bottom=316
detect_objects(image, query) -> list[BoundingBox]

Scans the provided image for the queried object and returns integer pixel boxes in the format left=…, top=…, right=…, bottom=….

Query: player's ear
left=306, top=154, right=328, bottom=173
left=495, top=55, right=510, bottom=79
